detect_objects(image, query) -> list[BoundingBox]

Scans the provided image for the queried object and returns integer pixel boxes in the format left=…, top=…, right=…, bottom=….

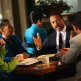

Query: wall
left=11, top=0, right=22, bottom=41
left=78, top=0, right=81, bottom=11
left=63, top=0, right=81, bottom=13
left=11, top=0, right=81, bottom=41
left=18, top=0, right=28, bottom=41
left=35, top=0, right=81, bottom=14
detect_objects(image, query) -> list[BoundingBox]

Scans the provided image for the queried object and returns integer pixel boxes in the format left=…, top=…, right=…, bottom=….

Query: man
left=57, top=11, right=81, bottom=81
left=25, top=11, right=46, bottom=56
left=33, top=12, right=74, bottom=54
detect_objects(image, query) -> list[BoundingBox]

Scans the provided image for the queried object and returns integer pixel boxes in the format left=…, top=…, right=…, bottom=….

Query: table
left=13, top=60, right=76, bottom=81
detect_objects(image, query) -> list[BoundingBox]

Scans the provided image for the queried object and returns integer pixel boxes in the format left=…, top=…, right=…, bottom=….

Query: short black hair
left=72, top=11, right=81, bottom=30
left=49, top=11, right=63, bottom=18
left=30, top=10, right=43, bottom=24
left=68, top=13, right=76, bottom=24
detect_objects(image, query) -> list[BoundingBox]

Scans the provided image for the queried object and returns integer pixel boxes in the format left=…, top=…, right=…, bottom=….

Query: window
left=0, top=0, right=13, bottom=26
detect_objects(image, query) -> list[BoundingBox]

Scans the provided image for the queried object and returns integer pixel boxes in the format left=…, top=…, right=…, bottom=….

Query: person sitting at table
left=25, top=10, right=46, bottom=57
left=56, top=11, right=81, bottom=81
left=0, top=19, right=29, bottom=62
left=0, top=38, right=24, bottom=81
left=32, top=12, right=74, bottom=54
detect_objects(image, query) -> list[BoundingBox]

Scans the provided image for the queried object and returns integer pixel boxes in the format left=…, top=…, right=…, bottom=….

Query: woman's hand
left=22, top=52, right=29, bottom=59
left=14, top=55, right=24, bottom=62
left=0, top=39, right=6, bottom=49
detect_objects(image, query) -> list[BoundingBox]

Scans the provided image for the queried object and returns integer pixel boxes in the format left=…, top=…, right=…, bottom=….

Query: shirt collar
left=56, top=25, right=66, bottom=33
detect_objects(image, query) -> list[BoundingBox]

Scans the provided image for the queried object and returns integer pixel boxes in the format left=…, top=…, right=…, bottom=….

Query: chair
left=22, top=41, right=27, bottom=50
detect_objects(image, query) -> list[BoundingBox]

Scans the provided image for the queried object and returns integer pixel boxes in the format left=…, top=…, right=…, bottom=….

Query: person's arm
left=70, top=30, right=75, bottom=39
left=12, top=35, right=26, bottom=52
left=0, top=58, right=18, bottom=73
left=0, top=55, right=24, bottom=73
left=4, top=57, right=11, bottom=62
left=61, top=39, right=79, bottom=64
left=32, top=33, right=57, bottom=54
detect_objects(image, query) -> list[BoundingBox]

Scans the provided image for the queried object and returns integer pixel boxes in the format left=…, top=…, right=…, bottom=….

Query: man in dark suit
left=33, top=12, right=74, bottom=54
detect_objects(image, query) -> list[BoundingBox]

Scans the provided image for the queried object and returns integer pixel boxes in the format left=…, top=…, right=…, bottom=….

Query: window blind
left=0, top=0, right=9, bottom=19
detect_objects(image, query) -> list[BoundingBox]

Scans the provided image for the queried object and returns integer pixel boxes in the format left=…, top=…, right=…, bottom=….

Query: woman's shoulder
left=26, top=27, right=37, bottom=33
left=11, top=35, right=17, bottom=38
left=10, top=35, right=19, bottom=41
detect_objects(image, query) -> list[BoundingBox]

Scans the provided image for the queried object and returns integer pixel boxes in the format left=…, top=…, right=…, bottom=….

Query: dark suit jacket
left=37, top=25, right=73, bottom=55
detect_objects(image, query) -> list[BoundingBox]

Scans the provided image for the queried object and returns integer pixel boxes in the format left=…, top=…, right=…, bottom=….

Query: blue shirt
left=25, top=24, right=46, bottom=55
left=0, top=35, right=26, bottom=62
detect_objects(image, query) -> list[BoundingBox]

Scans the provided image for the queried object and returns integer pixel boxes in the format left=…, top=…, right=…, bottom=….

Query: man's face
left=50, top=15, right=65, bottom=31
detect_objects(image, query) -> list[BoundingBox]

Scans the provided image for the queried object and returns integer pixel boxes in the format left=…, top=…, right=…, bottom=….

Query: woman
left=25, top=11, right=46, bottom=56
left=0, top=38, right=24, bottom=80
left=0, top=19, right=29, bottom=62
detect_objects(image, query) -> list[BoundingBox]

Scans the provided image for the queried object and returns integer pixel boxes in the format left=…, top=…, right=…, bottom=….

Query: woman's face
left=2, top=25, right=13, bottom=38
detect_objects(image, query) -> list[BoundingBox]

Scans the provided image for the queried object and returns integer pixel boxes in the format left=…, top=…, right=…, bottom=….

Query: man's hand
left=32, top=33, right=42, bottom=49
left=70, top=30, right=75, bottom=38
left=58, top=48, right=69, bottom=57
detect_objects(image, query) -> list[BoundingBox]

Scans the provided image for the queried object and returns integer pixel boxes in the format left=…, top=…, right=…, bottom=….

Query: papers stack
left=18, top=58, right=39, bottom=65
left=37, top=54, right=55, bottom=59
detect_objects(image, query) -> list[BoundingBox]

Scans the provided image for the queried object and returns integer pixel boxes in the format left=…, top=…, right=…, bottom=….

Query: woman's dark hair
left=0, top=19, right=10, bottom=28
left=0, top=19, right=13, bottom=35
left=30, top=11, right=43, bottom=24
left=68, top=14, right=76, bottom=24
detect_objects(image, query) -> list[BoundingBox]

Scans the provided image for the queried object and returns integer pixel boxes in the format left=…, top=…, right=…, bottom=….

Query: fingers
left=0, top=39, right=6, bottom=45
left=32, top=33, right=40, bottom=39
left=32, top=36, right=37, bottom=45
left=37, top=33, right=40, bottom=39
left=32, top=36, right=36, bottom=41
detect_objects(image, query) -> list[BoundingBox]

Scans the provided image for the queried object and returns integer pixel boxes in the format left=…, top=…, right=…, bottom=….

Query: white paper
left=18, top=58, right=39, bottom=65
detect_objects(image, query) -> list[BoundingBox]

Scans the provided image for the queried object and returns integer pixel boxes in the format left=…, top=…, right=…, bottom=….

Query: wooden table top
left=14, top=61, right=73, bottom=75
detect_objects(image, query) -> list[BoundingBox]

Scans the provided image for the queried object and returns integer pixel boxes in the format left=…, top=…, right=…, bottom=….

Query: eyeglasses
left=50, top=19, right=61, bottom=24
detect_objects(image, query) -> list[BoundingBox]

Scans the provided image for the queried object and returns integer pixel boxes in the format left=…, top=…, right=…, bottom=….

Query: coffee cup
left=42, top=55, right=49, bottom=64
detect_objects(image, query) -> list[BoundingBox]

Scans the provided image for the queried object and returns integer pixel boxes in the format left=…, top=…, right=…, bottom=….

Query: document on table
left=37, top=54, right=55, bottom=59
left=18, top=58, right=39, bottom=65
